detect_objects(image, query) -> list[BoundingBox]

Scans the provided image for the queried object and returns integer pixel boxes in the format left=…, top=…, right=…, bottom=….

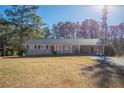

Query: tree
left=79, top=19, right=99, bottom=39
left=52, top=22, right=64, bottom=39
left=52, top=24, right=59, bottom=39
left=0, top=15, right=14, bottom=56
left=5, top=5, right=42, bottom=56
left=109, top=24, right=124, bottom=56
left=119, top=23, right=124, bottom=38
left=51, top=20, right=100, bottom=39
left=43, top=26, right=51, bottom=39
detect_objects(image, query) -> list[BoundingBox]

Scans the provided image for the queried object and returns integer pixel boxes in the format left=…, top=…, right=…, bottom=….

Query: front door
left=50, top=45, right=55, bottom=52
left=72, top=45, right=79, bottom=54
left=50, top=45, right=56, bottom=54
left=91, top=47, right=94, bottom=53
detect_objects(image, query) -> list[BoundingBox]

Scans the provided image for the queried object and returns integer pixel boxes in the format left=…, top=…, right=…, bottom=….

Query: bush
left=18, top=50, right=25, bottom=56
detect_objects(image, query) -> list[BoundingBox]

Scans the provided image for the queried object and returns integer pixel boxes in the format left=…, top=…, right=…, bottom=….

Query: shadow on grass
left=1, top=54, right=92, bottom=59
left=81, top=58, right=124, bottom=88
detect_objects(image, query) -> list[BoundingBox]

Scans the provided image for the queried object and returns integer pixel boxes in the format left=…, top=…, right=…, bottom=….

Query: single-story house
left=23, top=39, right=100, bottom=56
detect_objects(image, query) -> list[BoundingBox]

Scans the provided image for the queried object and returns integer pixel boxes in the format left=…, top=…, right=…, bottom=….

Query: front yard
left=0, top=56, right=124, bottom=88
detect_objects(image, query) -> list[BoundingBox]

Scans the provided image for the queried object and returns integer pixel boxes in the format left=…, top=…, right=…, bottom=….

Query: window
left=56, top=45, right=61, bottom=51
left=40, top=45, right=43, bottom=48
left=46, top=45, right=48, bottom=49
left=63, top=45, right=69, bottom=51
left=38, top=45, right=40, bottom=49
left=27, top=45, right=29, bottom=49
left=34, top=45, right=37, bottom=49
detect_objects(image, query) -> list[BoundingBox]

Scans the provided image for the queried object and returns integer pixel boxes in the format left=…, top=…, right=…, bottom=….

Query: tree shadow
left=81, top=58, right=124, bottom=88
left=1, top=54, right=93, bottom=59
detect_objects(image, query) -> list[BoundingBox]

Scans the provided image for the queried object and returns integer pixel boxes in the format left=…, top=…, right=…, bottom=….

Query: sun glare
left=97, top=5, right=112, bottom=11
left=98, top=5, right=105, bottom=10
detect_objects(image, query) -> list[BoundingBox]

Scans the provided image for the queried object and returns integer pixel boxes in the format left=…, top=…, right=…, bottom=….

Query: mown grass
left=0, top=56, right=97, bottom=88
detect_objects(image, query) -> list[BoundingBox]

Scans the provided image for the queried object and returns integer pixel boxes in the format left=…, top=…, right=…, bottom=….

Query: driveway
left=108, top=57, right=124, bottom=66
left=89, top=56, right=124, bottom=66
left=84, top=56, right=124, bottom=87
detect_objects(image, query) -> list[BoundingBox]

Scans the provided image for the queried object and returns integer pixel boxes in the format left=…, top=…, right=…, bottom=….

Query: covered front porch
left=48, top=44, right=98, bottom=55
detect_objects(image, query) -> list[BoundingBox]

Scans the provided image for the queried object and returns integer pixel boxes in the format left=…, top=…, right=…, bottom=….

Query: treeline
left=43, top=19, right=124, bottom=40
left=0, top=5, right=43, bottom=56
left=44, top=19, right=99, bottom=39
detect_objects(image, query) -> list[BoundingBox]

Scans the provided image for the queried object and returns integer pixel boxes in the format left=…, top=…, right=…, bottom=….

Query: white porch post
left=60, top=45, right=62, bottom=54
left=61, top=45, right=63, bottom=54
left=70, top=45, right=72, bottom=54
left=79, top=45, right=80, bottom=54
left=54, top=45, right=56, bottom=51
left=48, top=45, right=50, bottom=50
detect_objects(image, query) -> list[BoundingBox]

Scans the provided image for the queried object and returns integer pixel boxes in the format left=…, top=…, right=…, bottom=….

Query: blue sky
left=0, top=5, right=124, bottom=28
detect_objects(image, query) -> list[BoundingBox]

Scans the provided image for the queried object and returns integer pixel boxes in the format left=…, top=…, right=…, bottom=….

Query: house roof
left=24, top=39, right=100, bottom=45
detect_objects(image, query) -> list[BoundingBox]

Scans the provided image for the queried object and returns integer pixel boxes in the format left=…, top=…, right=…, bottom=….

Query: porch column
left=70, top=45, right=72, bottom=54
left=61, top=45, right=64, bottom=54
left=60, top=45, right=62, bottom=54
left=48, top=45, right=50, bottom=50
left=78, top=45, right=80, bottom=54
left=54, top=45, right=56, bottom=51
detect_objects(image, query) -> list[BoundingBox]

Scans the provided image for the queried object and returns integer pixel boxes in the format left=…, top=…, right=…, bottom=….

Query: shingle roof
left=24, top=39, right=100, bottom=45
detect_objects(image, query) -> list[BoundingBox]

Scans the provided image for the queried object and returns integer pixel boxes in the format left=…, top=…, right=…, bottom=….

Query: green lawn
left=0, top=56, right=124, bottom=88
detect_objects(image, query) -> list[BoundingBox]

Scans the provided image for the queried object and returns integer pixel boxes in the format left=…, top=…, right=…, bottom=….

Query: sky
left=0, top=5, right=124, bottom=28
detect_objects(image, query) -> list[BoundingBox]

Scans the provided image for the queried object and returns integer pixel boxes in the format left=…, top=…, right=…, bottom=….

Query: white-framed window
left=30, top=45, right=34, bottom=49
left=63, top=45, right=70, bottom=51
left=34, top=45, right=37, bottom=49
left=40, top=45, right=44, bottom=49
left=27, top=45, right=29, bottom=49
left=38, top=45, right=40, bottom=49
left=56, top=45, right=61, bottom=51
left=46, top=45, right=48, bottom=49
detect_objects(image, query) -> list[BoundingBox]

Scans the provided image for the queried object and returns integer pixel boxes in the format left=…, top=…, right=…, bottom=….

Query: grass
left=0, top=56, right=124, bottom=88
left=0, top=56, right=97, bottom=88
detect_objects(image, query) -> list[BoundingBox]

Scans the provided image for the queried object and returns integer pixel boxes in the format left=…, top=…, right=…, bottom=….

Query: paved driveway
left=108, top=57, right=124, bottom=66
left=87, top=56, right=124, bottom=87
left=89, top=56, right=124, bottom=66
